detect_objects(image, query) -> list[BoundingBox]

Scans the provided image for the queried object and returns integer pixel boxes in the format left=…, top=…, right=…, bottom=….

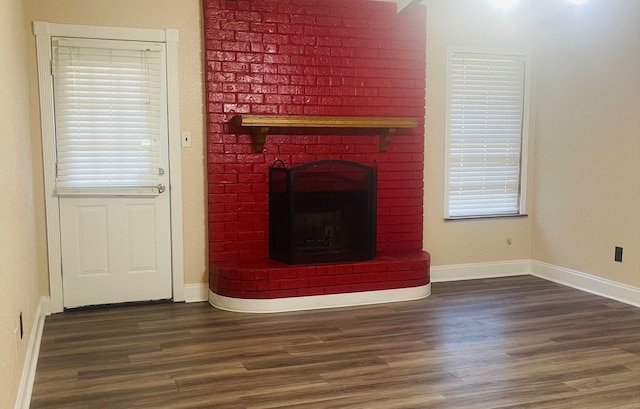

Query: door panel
left=61, top=197, right=172, bottom=308
left=127, top=204, right=158, bottom=272
left=76, top=205, right=109, bottom=276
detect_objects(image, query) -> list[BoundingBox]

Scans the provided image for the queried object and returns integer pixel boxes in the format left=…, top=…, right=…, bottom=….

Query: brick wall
left=204, top=0, right=429, bottom=299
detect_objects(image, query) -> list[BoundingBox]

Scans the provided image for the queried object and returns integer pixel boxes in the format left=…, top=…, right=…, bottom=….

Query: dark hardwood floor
left=31, top=276, right=640, bottom=408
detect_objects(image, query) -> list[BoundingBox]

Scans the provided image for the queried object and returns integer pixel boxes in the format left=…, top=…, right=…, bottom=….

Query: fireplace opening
left=269, top=159, right=377, bottom=265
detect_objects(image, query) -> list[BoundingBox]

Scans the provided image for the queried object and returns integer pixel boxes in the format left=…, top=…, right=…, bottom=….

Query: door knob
left=156, top=184, right=166, bottom=194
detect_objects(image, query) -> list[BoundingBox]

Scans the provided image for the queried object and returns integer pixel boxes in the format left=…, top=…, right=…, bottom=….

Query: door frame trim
left=34, top=22, right=184, bottom=313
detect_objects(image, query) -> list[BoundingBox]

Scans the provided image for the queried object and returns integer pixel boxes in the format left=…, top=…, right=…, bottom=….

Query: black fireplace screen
left=269, top=159, right=377, bottom=264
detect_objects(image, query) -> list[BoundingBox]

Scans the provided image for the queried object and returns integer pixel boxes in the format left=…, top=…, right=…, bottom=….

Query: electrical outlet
left=615, top=246, right=623, bottom=262
left=181, top=131, right=192, bottom=147
left=20, top=312, right=23, bottom=339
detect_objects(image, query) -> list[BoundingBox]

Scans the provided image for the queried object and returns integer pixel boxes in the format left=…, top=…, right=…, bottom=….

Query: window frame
left=444, top=47, right=531, bottom=220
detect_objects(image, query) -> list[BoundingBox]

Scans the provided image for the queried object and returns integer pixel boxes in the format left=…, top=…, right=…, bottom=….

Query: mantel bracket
left=251, top=127, right=269, bottom=153
left=379, top=128, right=396, bottom=152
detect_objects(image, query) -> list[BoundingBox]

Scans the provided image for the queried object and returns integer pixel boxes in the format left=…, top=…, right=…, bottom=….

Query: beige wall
left=0, top=0, right=41, bottom=406
left=423, top=0, right=536, bottom=266
left=531, top=0, right=640, bottom=287
left=424, top=0, right=640, bottom=290
left=25, top=0, right=208, bottom=289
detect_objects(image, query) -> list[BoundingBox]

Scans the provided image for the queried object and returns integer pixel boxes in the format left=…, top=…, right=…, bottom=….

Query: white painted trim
left=14, top=297, right=50, bottom=409
left=430, top=260, right=530, bottom=282
left=209, top=284, right=431, bottom=314
left=34, top=21, right=64, bottom=313
left=34, top=22, right=184, bottom=311
left=44, top=22, right=168, bottom=41
left=531, top=261, right=640, bottom=308
left=165, top=29, right=184, bottom=302
left=184, top=284, right=208, bottom=303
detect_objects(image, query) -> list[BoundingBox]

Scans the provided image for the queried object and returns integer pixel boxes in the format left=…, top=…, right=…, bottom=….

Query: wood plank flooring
left=30, top=276, right=640, bottom=408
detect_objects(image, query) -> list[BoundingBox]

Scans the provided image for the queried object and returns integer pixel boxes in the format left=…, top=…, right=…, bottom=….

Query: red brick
left=225, top=184, right=252, bottom=193
left=204, top=8, right=235, bottom=19
left=278, top=105, right=304, bottom=115
left=235, top=11, right=262, bottom=21
left=297, top=287, right=324, bottom=297
left=291, top=75, right=316, bottom=85
left=205, top=39, right=222, bottom=50
left=224, top=202, right=252, bottom=212
left=277, top=85, right=305, bottom=95
left=263, top=13, right=290, bottom=23
left=222, top=21, right=250, bottom=31
left=324, top=285, right=354, bottom=295
left=237, top=192, right=267, bottom=202
left=263, top=33, right=289, bottom=44
left=222, top=62, right=250, bottom=73
left=290, top=15, right=316, bottom=25
left=249, top=64, right=278, bottom=74
left=280, top=278, right=309, bottom=289
left=264, top=289, right=299, bottom=299
left=256, top=279, right=280, bottom=291
left=221, top=41, right=251, bottom=52
left=290, top=35, right=316, bottom=45
left=250, top=43, right=277, bottom=53
left=250, top=22, right=277, bottom=33
left=316, top=16, right=342, bottom=26
left=223, top=103, right=251, bottom=114
left=251, top=104, right=278, bottom=114
left=237, top=93, right=264, bottom=104
left=251, top=84, right=279, bottom=94
left=264, top=94, right=292, bottom=104
left=238, top=173, right=266, bottom=183
left=264, top=74, right=290, bottom=85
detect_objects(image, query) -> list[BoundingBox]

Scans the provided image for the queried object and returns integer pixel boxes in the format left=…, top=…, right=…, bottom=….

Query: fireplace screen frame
left=269, top=159, right=377, bottom=265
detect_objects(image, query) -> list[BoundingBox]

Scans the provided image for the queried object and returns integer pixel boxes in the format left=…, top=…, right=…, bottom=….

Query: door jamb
left=34, top=22, right=184, bottom=313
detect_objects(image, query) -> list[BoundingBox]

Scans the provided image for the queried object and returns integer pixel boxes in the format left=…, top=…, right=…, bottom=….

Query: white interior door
left=52, top=37, right=173, bottom=308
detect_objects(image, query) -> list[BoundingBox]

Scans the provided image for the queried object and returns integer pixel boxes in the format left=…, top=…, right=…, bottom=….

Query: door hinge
left=50, top=59, right=54, bottom=76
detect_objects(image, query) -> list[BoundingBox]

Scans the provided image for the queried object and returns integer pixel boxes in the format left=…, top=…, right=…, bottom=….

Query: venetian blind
left=53, top=38, right=163, bottom=195
left=446, top=52, right=526, bottom=218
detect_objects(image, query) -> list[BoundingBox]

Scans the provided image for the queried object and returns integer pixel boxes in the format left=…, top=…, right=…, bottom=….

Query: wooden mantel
left=231, top=115, right=420, bottom=153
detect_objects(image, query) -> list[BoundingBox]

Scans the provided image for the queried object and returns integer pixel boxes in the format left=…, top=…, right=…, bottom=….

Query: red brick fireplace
left=204, top=0, right=430, bottom=311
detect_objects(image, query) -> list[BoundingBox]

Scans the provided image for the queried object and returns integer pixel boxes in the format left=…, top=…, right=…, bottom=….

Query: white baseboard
left=14, top=296, right=50, bottom=409
left=530, top=261, right=640, bottom=308
left=209, top=284, right=431, bottom=313
left=183, top=283, right=208, bottom=303
left=430, top=259, right=530, bottom=282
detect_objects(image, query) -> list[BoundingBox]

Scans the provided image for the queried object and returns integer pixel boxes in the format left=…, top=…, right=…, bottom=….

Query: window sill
left=444, top=214, right=529, bottom=222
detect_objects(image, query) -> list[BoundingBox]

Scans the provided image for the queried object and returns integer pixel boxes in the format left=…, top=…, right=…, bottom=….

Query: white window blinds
left=446, top=52, right=527, bottom=219
left=53, top=38, right=164, bottom=196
